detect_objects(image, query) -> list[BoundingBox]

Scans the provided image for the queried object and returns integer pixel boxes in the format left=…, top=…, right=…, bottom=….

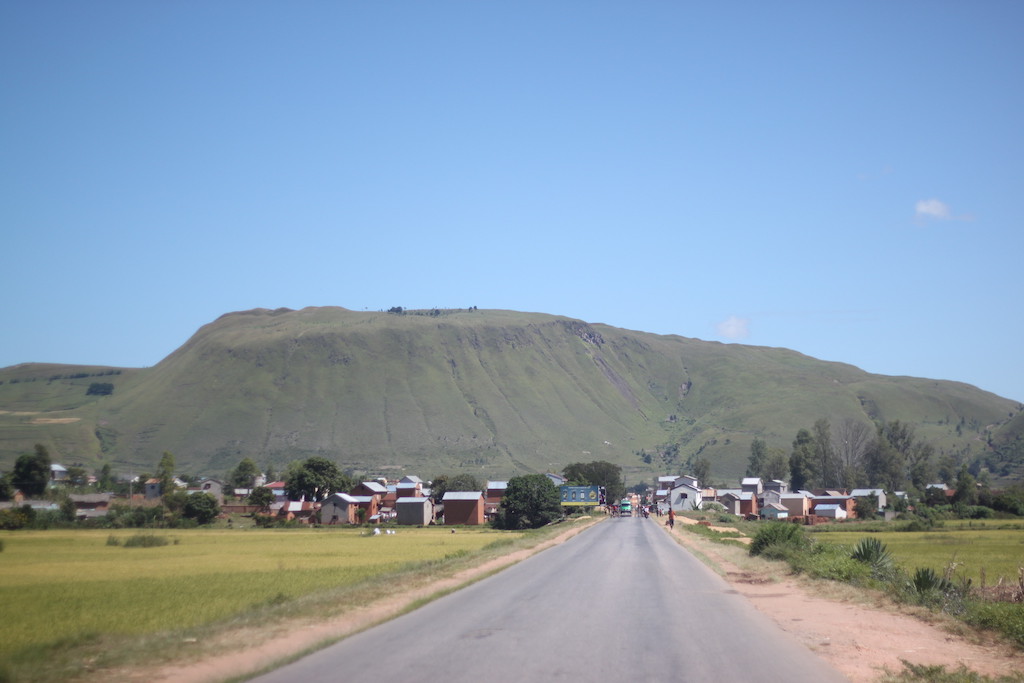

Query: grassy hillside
left=0, top=307, right=1018, bottom=485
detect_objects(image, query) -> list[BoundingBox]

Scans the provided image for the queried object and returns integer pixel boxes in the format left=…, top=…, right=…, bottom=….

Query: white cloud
left=915, top=198, right=951, bottom=220
left=914, top=198, right=973, bottom=223
left=716, top=315, right=750, bottom=340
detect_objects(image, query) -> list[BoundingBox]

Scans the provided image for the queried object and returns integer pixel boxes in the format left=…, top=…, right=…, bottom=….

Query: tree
left=831, top=418, right=874, bottom=488
left=789, top=429, right=816, bottom=491
left=182, top=493, right=220, bottom=525
left=690, top=457, right=711, bottom=489
left=952, top=465, right=979, bottom=506
left=763, top=448, right=790, bottom=482
left=228, top=458, right=260, bottom=490
left=430, top=473, right=481, bottom=502
left=65, top=466, right=89, bottom=488
left=747, top=438, right=768, bottom=478
left=562, top=461, right=624, bottom=503
left=812, top=418, right=839, bottom=488
left=247, top=486, right=275, bottom=511
left=156, top=451, right=176, bottom=496
left=493, top=474, right=562, bottom=530
left=12, top=444, right=51, bottom=497
left=865, top=420, right=935, bottom=492
left=285, top=457, right=351, bottom=502
left=97, top=463, right=114, bottom=491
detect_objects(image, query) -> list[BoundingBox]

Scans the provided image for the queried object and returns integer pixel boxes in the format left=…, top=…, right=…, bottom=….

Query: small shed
left=442, top=491, right=485, bottom=525
left=396, top=496, right=433, bottom=525
left=814, top=503, right=847, bottom=519
left=761, top=502, right=789, bottom=519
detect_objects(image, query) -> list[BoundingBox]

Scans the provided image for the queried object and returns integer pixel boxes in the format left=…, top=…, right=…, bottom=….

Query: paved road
left=250, top=517, right=848, bottom=682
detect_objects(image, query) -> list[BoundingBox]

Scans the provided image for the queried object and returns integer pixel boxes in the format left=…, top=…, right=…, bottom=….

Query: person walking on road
left=667, top=507, right=675, bottom=529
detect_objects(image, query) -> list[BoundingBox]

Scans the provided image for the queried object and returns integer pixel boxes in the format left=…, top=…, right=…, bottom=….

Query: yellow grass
left=0, top=526, right=519, bottom=667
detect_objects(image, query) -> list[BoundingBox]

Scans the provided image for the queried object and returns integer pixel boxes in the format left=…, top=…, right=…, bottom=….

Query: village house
left=351, top=481, right=388, bottom=499
left=718, top=491, right=759, bottom=517
left=278, top=500, right=318, bottom=523
left=264, top=481, right=289, bottom=502
left=396, top=475, right=424, bottom=499
left=485, top=480, right=507, bottom=520
left=669, top=475, right=702, bottom=512
left=69, top=493, right=112, bottom=519
left=741, top=477, right=764, bottom=495
left=442, top=491, right=485, bottom=525
left=850, top=488, right=887, bottom=512
left=545, top=472, right=567, bottom=487
left=814, top=503, right=847, bottom=520
left=50, top=463, right=69, bottom=483
left=812, top=495, right=857, bottom=519
left=761, top=502, right=789, bottom=519
left=396, top=496, right=434, bottom=525
left=144, top=478, right=162, bottom=499
left=778, top=492, right=813, bottom=518
left=187, top=479, right=224, bottom=503
left=321, top=493, right=360, bottom=524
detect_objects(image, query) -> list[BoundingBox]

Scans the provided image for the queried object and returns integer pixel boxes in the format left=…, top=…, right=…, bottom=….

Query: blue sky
left=2, top=1, right=1022, bottom=402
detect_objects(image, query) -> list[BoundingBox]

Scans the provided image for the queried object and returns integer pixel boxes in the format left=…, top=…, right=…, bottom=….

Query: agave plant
left=910, top=567, right=954, bottom=595
left=851, top=537, right=894, bottom=571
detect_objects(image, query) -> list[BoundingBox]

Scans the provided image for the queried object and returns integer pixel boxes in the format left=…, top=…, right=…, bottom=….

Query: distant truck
left=619, top=498, right=632, bottom=516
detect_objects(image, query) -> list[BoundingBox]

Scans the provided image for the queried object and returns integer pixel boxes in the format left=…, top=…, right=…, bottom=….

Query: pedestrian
left=668, top=508, right=675, bottom=529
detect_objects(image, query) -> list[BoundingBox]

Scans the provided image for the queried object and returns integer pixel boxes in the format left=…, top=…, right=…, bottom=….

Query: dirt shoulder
left=660, top=517, right=1023, bottom=681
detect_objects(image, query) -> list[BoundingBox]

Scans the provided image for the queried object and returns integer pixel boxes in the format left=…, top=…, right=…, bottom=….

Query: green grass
left=0, top=526, right=523, bottom=671
left=810, top=527, right=1024, bottom=584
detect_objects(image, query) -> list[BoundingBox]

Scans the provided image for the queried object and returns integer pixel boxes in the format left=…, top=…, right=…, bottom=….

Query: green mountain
left=0, top=307, right=1019, bottom=485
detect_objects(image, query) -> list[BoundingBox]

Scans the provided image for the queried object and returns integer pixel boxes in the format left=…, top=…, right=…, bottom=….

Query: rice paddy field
left=811, top=523, right=1024, bottom=584
left=0, top=526, right=522, bottom=671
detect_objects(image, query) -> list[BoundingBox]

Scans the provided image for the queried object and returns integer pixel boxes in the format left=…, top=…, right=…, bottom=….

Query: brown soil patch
left=662, top=520, right=1023, bottom=681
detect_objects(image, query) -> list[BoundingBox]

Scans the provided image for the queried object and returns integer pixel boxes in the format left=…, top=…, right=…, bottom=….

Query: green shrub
left=122, top=534, right=170, bottom=548
left=793, top=543, right=872, bottom=582
left=749, top=521, right=809, bottom=557
left=106, top=535, right=121, bottom=546
left=964, top=602, right=1024, bottom=648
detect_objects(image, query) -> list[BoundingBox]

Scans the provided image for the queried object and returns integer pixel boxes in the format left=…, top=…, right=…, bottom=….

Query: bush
left=793, top=543, right=872, bottom=583
left=749, top=521, right=809, bottom=557
left=964, top=602, right=1024, bottom=648
left=122, top=534, right=170, bottom=548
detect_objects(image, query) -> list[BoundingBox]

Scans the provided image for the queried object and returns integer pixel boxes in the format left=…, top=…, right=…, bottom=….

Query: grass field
left=810, top=524, right=1024, bottom=584
left=0, top=526, right=522, bottom=673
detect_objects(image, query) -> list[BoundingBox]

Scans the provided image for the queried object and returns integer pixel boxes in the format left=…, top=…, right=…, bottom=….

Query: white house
left=669, top=477, right=703, bottom=511
left=814, top=503, right=847, bottom=519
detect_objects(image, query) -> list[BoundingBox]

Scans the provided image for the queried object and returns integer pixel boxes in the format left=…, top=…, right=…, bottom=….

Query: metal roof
left=442, top=491, right=482, bottom=501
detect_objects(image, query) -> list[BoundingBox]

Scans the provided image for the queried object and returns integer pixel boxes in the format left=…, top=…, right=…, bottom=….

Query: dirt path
left=136, top=517, right=1020, bottom=683
left=661, top=518, right=1023, bottom=681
